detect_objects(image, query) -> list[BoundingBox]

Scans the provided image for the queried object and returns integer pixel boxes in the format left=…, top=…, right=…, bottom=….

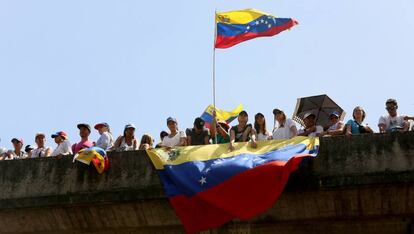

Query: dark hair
left=160, top=131, right=168, bottom=139
left=352, top=106, right=366, bottom=121
left=254, top=113, right=267, bottom=135
left=386, top=98, right=398, bottom=106
left=273, top=109, right=282, bottom=115
left=239, top=110, right=248, bottom=117
left=273, top=109, right=286, bottom=121
left=140, top=134, right=154, bottom=145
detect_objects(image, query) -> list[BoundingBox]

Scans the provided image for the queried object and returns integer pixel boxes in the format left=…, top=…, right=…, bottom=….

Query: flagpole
left=213, top=10, right=218, bottom=144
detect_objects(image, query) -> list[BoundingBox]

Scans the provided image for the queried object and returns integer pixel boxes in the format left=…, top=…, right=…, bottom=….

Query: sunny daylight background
left=1, top=0, right=413, bottom=149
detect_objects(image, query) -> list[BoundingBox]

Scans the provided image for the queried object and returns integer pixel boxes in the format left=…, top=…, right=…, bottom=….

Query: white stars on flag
left=199, top=176, right=207, bottom=186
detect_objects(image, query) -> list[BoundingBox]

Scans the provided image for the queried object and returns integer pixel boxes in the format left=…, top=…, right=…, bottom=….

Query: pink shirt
left=72, top=139, right=94, bottom=154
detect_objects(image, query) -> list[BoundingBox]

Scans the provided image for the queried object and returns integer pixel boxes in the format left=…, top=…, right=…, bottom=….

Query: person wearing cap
left=271, top=109, right=297, bottom=140
left=321, top=111, right=345, bottom=137
left=378, top=99, right=409, bottom=133
left=297, top=113, right=324, bottom=137
left=7, top=138, right=27, bottom=159
left=155, top=131, right=169, bottom=148
left=72, top=123, right=94, bottom=154
left=186, top=117, right=211, bottom=146
left=229, top=111, right=257, bottom=151
left=253, top=113, right=271, bottom=141
left=345, top=106, right=373, bottom=135
left=139, top=134, right=154, bottom=150
left=24, top=145, right=35, bottom=158
left=162, top=117, right=187, bottom=148
left=32, top=133, right=52, bottom=158
left=94, top=122, right=114, bottom=150
left=50, top=131, right=73, bottom=157
left=112, top=124, right=138, bottom=151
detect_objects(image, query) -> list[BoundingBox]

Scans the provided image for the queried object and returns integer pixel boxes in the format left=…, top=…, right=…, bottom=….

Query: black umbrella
left=292, top=94, right=346, bottom=129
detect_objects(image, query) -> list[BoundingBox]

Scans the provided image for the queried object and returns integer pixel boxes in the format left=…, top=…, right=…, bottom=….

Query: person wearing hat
left=229, top=111, right=257, bottom=151
left=112, top=124, right=138, bottom=151
left=297, top=113, right=324, bottom=137
left=271, top=109, right=297, bottom=140
left=72, top=123, right=94, bottom=154
left=24, top=145, right=35, bottom=158
left=186, top=117, right=210, bottom=146
left=253, top=113, right=271, bottom=141
left=94, top=122, right=114, bottom=150
left=50, top=131, right=73, bottom=157
left=32, top=133, right=52, bottom=158
left=8, top=138, right=27, bottom=159
left=161, top=117, right=187, bottom=148
left=321, top=111, right=345, bottom=137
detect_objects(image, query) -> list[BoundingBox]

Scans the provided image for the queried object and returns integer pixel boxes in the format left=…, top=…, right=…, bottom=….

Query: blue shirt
left=346, top=119, right=361, bottom=135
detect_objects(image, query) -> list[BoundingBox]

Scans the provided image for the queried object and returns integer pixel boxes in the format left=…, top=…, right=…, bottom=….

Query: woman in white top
left=253, top=113, right=271, bottom=141
left=162, top=117, right=187, bottom=148
left=94, top=122, right=114, bottom=150
left=50, top=131, right=73, bottom=157
left=272, top=109, right=298, bottom=140
left=112, top=124, right=138, bottom=151
left=32, top=133, right=52, bottom=158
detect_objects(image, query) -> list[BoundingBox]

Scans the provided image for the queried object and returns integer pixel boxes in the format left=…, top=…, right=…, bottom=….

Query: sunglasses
left=386, top=106, right=396, bottom=111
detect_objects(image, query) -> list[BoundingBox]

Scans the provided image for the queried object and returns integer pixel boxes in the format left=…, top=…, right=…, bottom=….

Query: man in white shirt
left=50, top=131, right=72, bottom=157
left=297, top=113, right=323, bottom=137
left=32, top=133, right=52, bottom=158
left=378, top=99, right=409, bottom=133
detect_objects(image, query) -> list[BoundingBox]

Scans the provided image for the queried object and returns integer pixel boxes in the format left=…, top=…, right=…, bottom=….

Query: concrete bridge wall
left=1, top=133, right=414, bottom=233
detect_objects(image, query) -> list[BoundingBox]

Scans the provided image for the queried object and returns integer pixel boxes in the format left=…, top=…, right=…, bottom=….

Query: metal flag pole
left=212, top=10, right=218, bottom=144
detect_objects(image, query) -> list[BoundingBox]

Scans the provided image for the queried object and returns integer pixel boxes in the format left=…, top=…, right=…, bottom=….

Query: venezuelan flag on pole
left=200, top=104, right=243, bottom=128
left=215, top=9, right=298, bottom=49
left=147, top=137, right=319, bottom=233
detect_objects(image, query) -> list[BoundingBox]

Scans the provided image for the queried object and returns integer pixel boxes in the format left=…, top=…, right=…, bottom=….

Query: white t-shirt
left=162, top=131, right=186, bottom=148
left=328, top=121, right=344, bottom=131
left=96, top=132, right=114, bottom=150
left=51, top=140, right=72, bottom=156
left=298, top=125, right=324, bottom=137
left=257, top=132, right=270, bottom=141
left=378, top=115, right=406, bottom=131
left=273, top=119, right=297, bottom=140
left=32, top=147, right=52, bottom=158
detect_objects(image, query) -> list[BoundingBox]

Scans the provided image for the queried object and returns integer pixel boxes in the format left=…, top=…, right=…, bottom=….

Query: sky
left=1, top=0, right=414, bottom=149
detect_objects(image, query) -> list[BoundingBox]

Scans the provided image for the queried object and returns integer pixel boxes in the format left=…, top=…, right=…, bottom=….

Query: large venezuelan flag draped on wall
left=147, top=137, right=319, bottom=233
left=215, top=9, right=298, bottom=49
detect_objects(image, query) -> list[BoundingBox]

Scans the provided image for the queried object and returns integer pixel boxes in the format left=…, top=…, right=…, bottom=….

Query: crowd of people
left=0, top=98, right=413, bottom=161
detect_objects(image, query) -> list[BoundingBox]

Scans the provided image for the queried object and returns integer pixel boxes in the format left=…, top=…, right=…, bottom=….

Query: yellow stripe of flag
left=146, top=137, right=319, bottom=170
left=216, top=9, right=275, bottom=25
